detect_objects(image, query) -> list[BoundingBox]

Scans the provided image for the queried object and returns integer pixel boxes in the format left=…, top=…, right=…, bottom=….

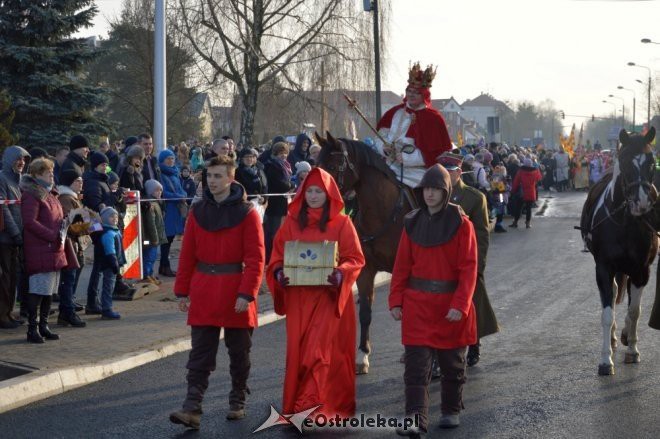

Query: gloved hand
left=107, top=254, right=120, bottom=274
left=275, top=268, right=289, bottom=288
left=327, top=269, right=343, bottom=287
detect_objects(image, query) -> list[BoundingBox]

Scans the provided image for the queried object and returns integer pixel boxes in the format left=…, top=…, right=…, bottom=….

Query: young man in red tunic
left=374, top=62, right=452, bottom=187
left=266, top=167, right=365, bottom=421
left=169, top=156, right=265, bottom=430
left=389, top=164, right=478, bottom=435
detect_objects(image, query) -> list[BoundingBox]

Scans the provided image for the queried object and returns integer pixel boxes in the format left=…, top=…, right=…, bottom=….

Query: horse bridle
left=329, top=140, right=358, bottom=191
left=618, top=153, right=655, bottom=206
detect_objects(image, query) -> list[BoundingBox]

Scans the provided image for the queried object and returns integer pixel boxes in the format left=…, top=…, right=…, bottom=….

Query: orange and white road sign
left=121, top=190, right=142, bottom=279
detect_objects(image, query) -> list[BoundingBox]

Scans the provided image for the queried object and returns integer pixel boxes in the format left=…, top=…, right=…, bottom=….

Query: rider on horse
left=374, top=63, right=453, bottom=187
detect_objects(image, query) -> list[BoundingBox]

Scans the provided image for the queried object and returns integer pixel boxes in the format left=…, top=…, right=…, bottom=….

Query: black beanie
left=107, top=171, right=119, bottom=186
left=69, top=135, right=89, bottom=151
left=59, top=168, right=83, bottom=187
left=125, top=136, right=139, bottom=148
left=28, top=147, right=51, bottom=160
left=90, top=151, right=109, bottom=169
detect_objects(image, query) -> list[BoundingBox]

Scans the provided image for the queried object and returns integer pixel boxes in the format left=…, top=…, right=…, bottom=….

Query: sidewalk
left=0, top=239, right=390, bottom=413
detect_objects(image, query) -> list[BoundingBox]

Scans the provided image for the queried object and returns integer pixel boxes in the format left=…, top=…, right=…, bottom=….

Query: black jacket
left=82, top=170, right=115, bottom=213
left=59, top=151, right=87, bottom=181
left=264, top=158, right=293, bottom=216
left=142, top=155, right=161, bottom=183
left=235, top=162, right=268, bottom=195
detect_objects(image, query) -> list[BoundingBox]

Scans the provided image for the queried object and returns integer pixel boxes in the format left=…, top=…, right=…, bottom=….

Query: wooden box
left=284, top=240, right=338, bottom=286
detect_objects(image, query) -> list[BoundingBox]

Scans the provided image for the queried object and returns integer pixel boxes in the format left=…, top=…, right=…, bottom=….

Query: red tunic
left=377, top=103, right=452, bottom=167
left=389, top=216, right=478, bottom=349
left=174, top=209, right=265, bottom=328
left=267, top=168, right=365, bottom=417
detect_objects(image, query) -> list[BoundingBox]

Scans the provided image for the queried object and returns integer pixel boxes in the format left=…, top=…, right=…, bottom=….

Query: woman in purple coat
left=20, top=158, right=69, bottom=343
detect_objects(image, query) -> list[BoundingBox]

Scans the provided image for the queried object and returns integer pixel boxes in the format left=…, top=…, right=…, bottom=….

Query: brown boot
left=169, top=409, right=201, bottom=430
left=226, top=405, right=245, bottom=420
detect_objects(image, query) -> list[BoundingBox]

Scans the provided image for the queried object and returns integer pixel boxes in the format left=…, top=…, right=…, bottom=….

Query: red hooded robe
left=267, top=168, right=365, bottom=417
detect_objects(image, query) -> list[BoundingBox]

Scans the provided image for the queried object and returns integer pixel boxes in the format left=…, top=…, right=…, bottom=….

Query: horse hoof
left=356, top=364, right=369, bottom=375
left=620, top=331, right=628, bottom=347
left=624, top=352, right=641, bottom=364
left=598, top=364, right=615, bottom=376
left=356, top=351, right=369, bottom=375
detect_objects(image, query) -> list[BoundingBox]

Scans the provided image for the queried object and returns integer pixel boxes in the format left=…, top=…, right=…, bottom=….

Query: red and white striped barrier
left=121, top=190, right=143, bottom=280
left=0, top=199, right=21, bottom=205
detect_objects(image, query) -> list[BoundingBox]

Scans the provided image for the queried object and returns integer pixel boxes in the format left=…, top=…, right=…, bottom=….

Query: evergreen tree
left=0, top=89, right=16, bottom=150
left=0, top=0, right=111, bottom=148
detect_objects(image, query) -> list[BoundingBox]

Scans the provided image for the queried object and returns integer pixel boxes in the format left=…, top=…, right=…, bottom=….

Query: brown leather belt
left=408, top=276, right=458, bottom=294
left=196, top=262, right=243, bottom=275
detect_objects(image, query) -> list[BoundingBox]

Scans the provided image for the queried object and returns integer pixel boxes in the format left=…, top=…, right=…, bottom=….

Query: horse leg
left=623, top=284, right=644, bottom=364
left=596, top=263, right=616, bottom=376
left=356, top=265, right=376, bottom=375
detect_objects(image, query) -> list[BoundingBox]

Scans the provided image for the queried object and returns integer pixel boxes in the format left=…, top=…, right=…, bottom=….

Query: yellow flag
left=457, top=131, right=464, bottom=147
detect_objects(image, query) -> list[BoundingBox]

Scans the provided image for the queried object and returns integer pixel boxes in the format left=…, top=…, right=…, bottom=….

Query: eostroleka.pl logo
left=253, top=405, right=419, bottom=433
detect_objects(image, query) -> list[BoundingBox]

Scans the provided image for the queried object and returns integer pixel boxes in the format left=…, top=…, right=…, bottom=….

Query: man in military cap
left=437, top=152, right=499, bottom=367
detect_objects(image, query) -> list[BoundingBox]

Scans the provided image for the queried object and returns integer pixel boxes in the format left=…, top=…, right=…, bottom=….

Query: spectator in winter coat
left=180, top=166, right=197, bottom=203
left=235, top=148, right=267, bottom=196
left=510, top=158, right=542, bottom=229
left=82, top=152, right=113, bottom=213
left=20, top=158, right=68, bottom=343
left=142, top=180, right=167, bottom=285
left=287, top=133, right=311, bottom=168
left=59, top=135, right=90, bottom=182
left=0, top=146, right=30, bottom=328
left=54, top=146, right=70, bottom=186
left=139, top=133, right=161, bottom=183
left=92, top=207, right=126, bottom=320
left=308, top=144, right=321, bottom=166
left=99, top=140, right=120, bottom=172
left=292, top=161, right=311, bottom=190
left=158, top=149, right=187, bottom=277
left=118, top=145, right=146, bottom=196
left=56, top=168, right=88, bottom=328
left=190, top=147, right=204, bottom=173
left=263, top=142, right=293, bottom=262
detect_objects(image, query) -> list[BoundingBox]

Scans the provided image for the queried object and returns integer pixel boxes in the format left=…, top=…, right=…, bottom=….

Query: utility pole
left=154, top=0, right=166, bottom=153
left=320, top=61, right=327, bottom=133
left=371, top=1, right=382, bottom=122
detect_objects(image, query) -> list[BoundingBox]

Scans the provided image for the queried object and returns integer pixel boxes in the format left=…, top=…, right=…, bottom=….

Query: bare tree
left=174, top=0, right=387, bottom=145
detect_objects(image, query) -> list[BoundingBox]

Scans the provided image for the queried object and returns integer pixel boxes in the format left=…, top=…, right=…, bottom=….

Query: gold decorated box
left=283, top=240, right=338, bottom=286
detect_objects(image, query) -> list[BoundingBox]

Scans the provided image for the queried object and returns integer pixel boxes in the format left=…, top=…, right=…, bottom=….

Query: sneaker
left=226, top=406, right=245, bottom=420
left=101, top=310, right=121, bottom=320
left=57, top=313, right=87, bottom=328
left=438, top=414, right=460, bottom=429
left=169, top=409, right=201, bottom=430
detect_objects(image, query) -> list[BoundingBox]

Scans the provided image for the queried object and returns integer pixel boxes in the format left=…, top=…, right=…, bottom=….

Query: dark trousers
left=513, top=200, right=533, bottom=224
left=183, top=326, right=253, bottom=412
left=404, top=346, right=467, bottom=431
left=0, top=244, right=19, bottom=322
left=159, top=235, right=175, bottom=269
left=263, top=215, right=284, bottom=264
left=58, top=266, right=83, bottom=315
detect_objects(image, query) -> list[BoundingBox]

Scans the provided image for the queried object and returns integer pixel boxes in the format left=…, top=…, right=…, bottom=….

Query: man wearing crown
left=374, top=63, right=452, bottom=187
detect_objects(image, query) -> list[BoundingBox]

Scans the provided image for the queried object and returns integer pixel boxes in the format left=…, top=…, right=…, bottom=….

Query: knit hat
left=239, top=148, right=258, bottom=159
left=107, top=171, right=119, bottom=186
left=90, top=151, right=109, bottom=169
left=272, top=135, right=286, bottom=145
left=28, top=147, right=52, bottom=160
left=144, top=179, right=163, bottom=197
left=124, top=136, right=139, bottom=148
left=295, top=161, right=312, bottom=175
left=523, top=157, right=533, bottom=167
left=158, top=149, right=175, bottom=163
left=59, top=168, right=83, bottom=187
left=69, top=135, right=89, bottom=151
left=100, top=206, right=118, bottom=225
left=125, top=145, right=145, bottom=160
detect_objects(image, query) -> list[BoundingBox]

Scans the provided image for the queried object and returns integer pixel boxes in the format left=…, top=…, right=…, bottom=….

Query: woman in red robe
left=267, top=167, right=365, bottom=418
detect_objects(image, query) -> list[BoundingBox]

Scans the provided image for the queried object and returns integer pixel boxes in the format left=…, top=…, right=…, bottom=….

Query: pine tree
left=0, top=0, right=111, bottom=148
left=0, top=89, right=16, bottom=151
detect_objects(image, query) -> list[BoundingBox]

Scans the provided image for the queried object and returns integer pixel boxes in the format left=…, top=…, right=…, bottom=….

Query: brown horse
left=315, top=132, right=415, bottom=374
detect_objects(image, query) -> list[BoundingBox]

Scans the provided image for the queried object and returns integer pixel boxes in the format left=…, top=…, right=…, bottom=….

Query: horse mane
left=338, top=138, right=399, bottom=184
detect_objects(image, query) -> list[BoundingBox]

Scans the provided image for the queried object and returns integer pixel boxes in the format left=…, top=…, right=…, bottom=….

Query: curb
left=0, top=273, right=391, bottom=414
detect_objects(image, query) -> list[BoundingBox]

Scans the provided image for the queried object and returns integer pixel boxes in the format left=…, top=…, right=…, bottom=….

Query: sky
left=83, top=0, right=660, bottom=133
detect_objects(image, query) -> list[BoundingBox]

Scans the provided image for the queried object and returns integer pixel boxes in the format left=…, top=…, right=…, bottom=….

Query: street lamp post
left=602, top=100, right=616, bottom=119
left=617, top=85, right=636, bottom=131
left=627, top=61, right=652, bottom=127
left=154, top=0, right=166, bottom=153
left=608, top=94, right=625, bottom=129
left=364, top=1, right=382, bottom=121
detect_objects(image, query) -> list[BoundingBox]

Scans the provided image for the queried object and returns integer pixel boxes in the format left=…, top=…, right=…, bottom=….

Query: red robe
left=267, top=168, right=365, bottom=417
left=174, top=209, right=265, bottom=328
left=377, top=102, right=452, bottom=167
left=389, top=216, right=478, bottom=349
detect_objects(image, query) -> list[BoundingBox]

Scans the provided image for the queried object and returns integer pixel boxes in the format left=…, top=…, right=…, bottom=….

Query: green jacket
left=451, top=178, right=499, bottom=338
left=142, top=201, right=168, bottom=247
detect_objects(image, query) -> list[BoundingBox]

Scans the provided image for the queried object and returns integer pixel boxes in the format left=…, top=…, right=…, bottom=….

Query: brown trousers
left=183, top=326, right=253, bottom=412
left=0, top=244, right=19, bottom=323
left=404, top=345, right=467, bottom=431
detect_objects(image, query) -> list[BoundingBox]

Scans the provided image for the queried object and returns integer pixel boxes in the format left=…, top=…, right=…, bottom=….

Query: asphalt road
left=2, top=192, right=660, bottom=439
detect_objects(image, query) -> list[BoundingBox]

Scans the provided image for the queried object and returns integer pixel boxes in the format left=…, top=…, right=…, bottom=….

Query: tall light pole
left=641, top=38, right=660, bottom=45
left=154, top=0, right=167, bottom=153
left=602, top=100, right=617, bottom=119
left=627, top=62, right=652, bottom=127
left=617, top=85, right=636, bottom=131
left=364, top=1, right=382, bottom=122
left=608, top=94, right=625, bottom=129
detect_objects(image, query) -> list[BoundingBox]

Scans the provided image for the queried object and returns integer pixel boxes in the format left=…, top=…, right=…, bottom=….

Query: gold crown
left=408, top=62, right=437, bottom=88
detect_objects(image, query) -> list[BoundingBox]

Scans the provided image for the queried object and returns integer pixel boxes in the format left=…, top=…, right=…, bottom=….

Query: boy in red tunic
left=169, top=156, right=265, bottom=430
left=389, top=164, right=477, bottom=435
